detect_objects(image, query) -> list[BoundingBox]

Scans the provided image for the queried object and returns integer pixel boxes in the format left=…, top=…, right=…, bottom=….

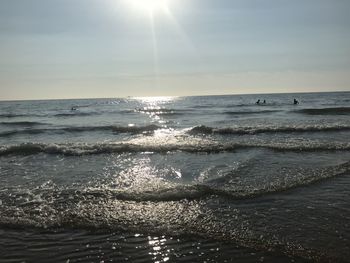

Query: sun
left=126, top=0, right=171, bottom=15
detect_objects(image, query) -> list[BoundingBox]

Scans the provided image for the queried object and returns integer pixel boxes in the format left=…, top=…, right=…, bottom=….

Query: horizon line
left=0, top=90, right=349, bottom=102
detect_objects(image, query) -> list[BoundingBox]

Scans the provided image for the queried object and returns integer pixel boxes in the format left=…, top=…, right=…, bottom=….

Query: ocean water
left=0, top=92, right=350, bottom=262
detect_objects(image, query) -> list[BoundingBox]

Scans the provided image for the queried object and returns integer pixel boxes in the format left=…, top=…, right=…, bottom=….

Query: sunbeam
left=120, top=0, right=197, bottom=88
left=125, top=0, right=172, bottom=16
left=150, top=14, right=160, bottom=87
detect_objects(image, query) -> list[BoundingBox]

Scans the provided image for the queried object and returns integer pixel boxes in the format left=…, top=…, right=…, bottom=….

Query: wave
left=66, top=161, right=350, bottom=202
left=61, top=124, right=160, bottom=133
left=0, top=124, right=161, bottom=138
left=296, top=107, right=350, bottom=115
left=188, top=124, right=350, bottom=135
left=0, top=113, right=42, bottom=118
left=54, top=112, right=101, bottom=117
left=224, top=110, right=281, bottom=115
left=111, top=124, right=160, bottom=133
left=81, top=160, right=350, bottom=201
left=0, top=112, right=102, bottom=119
left=0, top=161, right=349, bottom=262
left=0, top=129, right=48, bottom=137
left=1, top=159, right=348, bottom=203
left=1, top=141, right=349, bottom=156
left=0, top=121, right=47, bottom=126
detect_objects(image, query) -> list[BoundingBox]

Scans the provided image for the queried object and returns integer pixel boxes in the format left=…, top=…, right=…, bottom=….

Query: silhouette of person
left=293, top=99, right=299, bottom=105
left=256, top=99, right=260, bottom=104
left=263, top=100, right=266, bottom=104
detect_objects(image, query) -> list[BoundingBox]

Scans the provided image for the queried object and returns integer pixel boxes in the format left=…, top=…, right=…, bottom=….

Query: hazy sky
left=1, top=0, right=350, bottom=100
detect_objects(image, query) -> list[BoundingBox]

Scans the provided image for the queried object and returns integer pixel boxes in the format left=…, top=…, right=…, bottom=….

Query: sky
left=0, top=0, right=350, bottom=100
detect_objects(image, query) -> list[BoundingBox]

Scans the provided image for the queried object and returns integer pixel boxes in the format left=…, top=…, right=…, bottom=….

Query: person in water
left=256, top=99, right=260, bottom=104
left=293, top=99, right=299, bottom=105
left=263, top=100, right=266, bottom=104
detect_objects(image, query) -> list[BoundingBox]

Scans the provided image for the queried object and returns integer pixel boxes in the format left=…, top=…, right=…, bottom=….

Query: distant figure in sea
left=293, top=99, right=299, bottom=105
left=263, top=100, right=266, bottom=104
left=71, top=107, right=77, bottom=111
left=256, top=99, right=260, bottom=104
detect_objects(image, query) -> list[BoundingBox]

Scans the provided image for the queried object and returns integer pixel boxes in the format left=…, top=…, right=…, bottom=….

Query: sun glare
left=126, top=0, right=171, bottom=15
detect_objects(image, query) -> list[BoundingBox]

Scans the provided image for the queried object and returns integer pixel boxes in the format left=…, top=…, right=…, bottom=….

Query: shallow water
left=0, top=92, right=350, bottom=262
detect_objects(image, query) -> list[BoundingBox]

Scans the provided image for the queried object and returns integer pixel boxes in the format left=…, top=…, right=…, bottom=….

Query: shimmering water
left=0, top=92, right=350, bottom=262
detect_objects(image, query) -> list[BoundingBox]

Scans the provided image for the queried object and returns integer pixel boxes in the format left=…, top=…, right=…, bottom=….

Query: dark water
left=0, top=92, right=349, bottom=262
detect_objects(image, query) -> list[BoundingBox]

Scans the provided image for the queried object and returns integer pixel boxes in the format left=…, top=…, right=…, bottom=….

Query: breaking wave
left=0, top=159, right=348, bottom=203
left=0, top=124, right=161, bottom=138
left=61, top=160, right=350, bottom=201
left=62, top=124, right=160, bottom=133
left=1, top=141, right=349, bottom=156
left=188, top=124, right=350, bottom=135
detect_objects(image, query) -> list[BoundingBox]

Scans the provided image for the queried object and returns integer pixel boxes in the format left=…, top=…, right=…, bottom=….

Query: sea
left=0, top=92, right=349, bottom=262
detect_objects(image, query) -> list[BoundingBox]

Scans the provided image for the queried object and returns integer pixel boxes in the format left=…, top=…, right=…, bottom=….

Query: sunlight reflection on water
left=134, top=96, right=177, bottom=104
left=148, top=236, right=171, bottom=262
